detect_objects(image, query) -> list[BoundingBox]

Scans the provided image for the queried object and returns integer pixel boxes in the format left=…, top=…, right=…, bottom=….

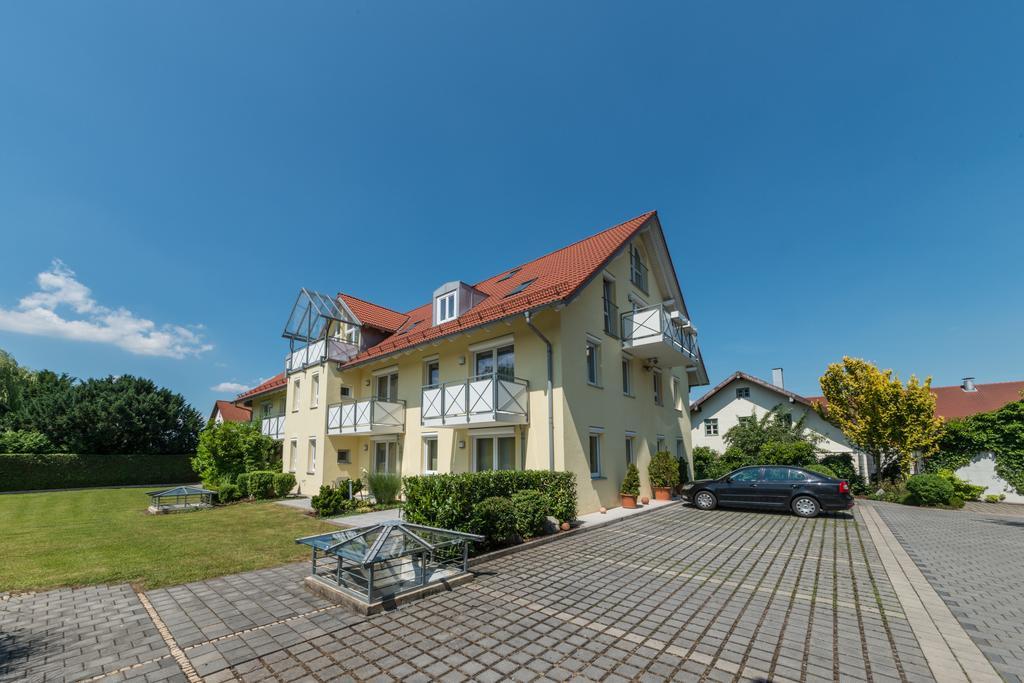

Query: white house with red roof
left=229, top=212, right=709, bottom=514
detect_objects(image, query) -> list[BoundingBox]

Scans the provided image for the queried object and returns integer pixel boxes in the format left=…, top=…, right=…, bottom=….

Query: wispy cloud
left=0, top=260, right=213, bottom=359
left=211, top=381, right=251, bottom=393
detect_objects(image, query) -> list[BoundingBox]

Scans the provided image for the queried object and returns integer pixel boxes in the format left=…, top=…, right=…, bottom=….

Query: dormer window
left=436, top=290, right=457, bottom=324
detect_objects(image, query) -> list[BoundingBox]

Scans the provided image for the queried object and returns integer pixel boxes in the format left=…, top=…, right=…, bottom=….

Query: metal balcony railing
left=326, top=398, right=406, bottom=435
left=286, top=338, right=358, bottom=373
left=259, top=414, right=286, bottom=440
left=421, top=374, right=529, bottom=426
left=620, top=304, right=700, bottom=361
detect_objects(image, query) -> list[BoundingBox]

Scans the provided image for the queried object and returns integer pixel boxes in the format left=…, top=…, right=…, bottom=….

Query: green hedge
left=0, top=453, right=197, bottom=491
left=403, top=470, right=577, bottom=530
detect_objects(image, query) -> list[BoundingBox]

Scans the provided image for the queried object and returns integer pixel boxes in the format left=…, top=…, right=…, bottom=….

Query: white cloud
left=211, top=381, right=251, bottom=393
left=0, top=260, right=213, bottom=359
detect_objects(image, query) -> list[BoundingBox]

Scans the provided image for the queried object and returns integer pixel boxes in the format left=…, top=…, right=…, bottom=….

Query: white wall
left=690, top=378, right=870, bottom=475
left=955, top=452, right=1024, bottom=504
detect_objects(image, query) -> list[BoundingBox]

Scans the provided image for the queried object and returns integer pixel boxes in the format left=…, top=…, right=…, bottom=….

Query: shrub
left=984, top=493, right=1005, bottom=503
left=311, top=484, right=355, bottom=517
left=470, top=496, right=518, bottom=548
left=648, top=451, right=680, bottom=488
left=245, top=471, right=277, bottom=499
left=0, top=430, right=55, bottom=454
left=936, top=469, right=985, bottom=502
left=692, top=447, right=722, bottom=480
left=0, top=453, right=197, bottom=492
left=334, top=477, right=364, bottom=499
left=235, top=472, right=250, bottom=495
left=272, top=472, right=296, bottom=498
left=403, top=470, right=577, bottom=531
left=804, top=463, right=837, bottom=479
left=949, top=495, right=965, bottom=509
left=905, top=473, right=955, bottom=507
left=759, top=440, right=817, bottom=468
left=191, top=421, right=278, bottom=487
left=510, top=489, right=549, bottom=538
left=367, top=473, right=402, bottom=504
left=216, top=483, right=241, bottom=503
left=621, top=463, right=640, bottom=496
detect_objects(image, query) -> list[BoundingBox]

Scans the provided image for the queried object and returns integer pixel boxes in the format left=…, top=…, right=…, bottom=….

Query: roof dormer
left=433, top=280, right=485, bottom=326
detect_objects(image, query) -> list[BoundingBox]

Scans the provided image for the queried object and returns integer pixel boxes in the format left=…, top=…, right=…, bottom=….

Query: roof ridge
left=931, top=379, right=1024, bottom=390
left=337, top=291, right=407, bottom=317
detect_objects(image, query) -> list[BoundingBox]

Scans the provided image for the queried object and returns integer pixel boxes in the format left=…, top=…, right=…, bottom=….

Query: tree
left=3, top=370, right=76, bottom=447
left=192, top=421, right=279, bottom=485
left=817, top=357, right=942, bottom=484
left=0, top=350, right=31, bottom=423
left=724, top=406, right=819, bottom=461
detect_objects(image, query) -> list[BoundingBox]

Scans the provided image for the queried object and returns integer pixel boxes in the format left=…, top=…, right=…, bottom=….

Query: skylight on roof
left=504, top=278, right=537, bottom=297
left=496, top=268, right=522, bottom=283
left=397, top=320, right=420, bottom=335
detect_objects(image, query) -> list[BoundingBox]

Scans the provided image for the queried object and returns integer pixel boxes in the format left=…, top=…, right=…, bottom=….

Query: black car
left=680, top=465, right=854, bottom=518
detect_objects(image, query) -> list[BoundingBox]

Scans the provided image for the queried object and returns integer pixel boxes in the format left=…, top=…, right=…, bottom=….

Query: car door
left=717, top=467, right=762, bottom=507
left=758, top=467, right=801, bottom=508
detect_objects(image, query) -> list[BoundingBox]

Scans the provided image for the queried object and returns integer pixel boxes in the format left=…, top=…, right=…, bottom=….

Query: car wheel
left=792, top=496, right=819, bottom=518
left=694, top=491, right=717, bottom=510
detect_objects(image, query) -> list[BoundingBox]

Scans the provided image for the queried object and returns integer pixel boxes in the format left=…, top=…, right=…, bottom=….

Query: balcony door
left=473, top=435, right=516, bottom=471
left=373, top=440, right=398, bottom=474
left=474, top=344, right=515, bottom=381
left=375, top=372, right=399, bottom=402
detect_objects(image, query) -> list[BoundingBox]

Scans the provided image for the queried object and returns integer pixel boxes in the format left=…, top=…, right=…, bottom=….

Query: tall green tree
left=724, top=406, right=819, bottom=461
left=0, top=350, right=31, bottom=423
left=192, top=421, right=279, bottom=485
left=817, top=357, right=942, bottom=483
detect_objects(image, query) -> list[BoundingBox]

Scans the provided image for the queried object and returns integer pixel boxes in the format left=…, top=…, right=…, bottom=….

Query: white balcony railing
left=421, top=375, right=529, bottom=428
left=326, top=398, right=405, bottom=435
left=285, top=338, right=358, bottom=373
left=621, top=304, right=700, bottom=368
left=260, top=414, right=286, bottom=440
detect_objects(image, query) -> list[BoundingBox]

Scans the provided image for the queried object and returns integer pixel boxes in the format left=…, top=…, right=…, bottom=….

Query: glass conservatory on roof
left=296, top=520, right=484, bottom=606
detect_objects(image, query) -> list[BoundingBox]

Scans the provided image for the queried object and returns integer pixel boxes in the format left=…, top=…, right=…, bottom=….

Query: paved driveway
left=873, top=501, right=1024, bottom=683
left=2, top=504, right=944, bottom=682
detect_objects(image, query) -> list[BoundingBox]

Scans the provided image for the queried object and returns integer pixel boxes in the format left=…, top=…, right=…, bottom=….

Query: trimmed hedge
left=509, top=489, right=549, bottom=538
left=403, top=470, right=577, bottom=530
left=906, top=473, right=955, bottom=506
left=0, top=453, right=197, bottom=492
left=469, top=496, right=518, bottom=549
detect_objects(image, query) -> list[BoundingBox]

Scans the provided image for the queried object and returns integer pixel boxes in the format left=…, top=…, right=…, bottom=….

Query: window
left=779, top=413, right=793, bottom=427
left=496, top=268, right=521, bottom=282
left=730, top=468, right=760, bottom=482
left=341, top=323, right=359, bottom=346
left=625, top=434, right=635, bottom=465
left=787, top=468, right=810, bottom=481
left=736, top=387, right=751, bottom=399
left=436, top=291, right=457, bottom=324
left=307, top=438, right=317, bottom=474
left=653, top=371, right=663, bottom=405
left=292, top=379, right=301, bottom=411
left=704, top=418, right=719, bottom=436
left=261, top=402, right=272, bottom=419
left=656, top=436, right=666, bottom=454
left=586, top=339, right=601, bottom=386
left=398, top=320, right=420, bottom=336
left=423, top=437, right=438, bottom=474
left=588, top=432, right=602, bottom=478
left=375, top=372, right=398, bottom=401
left=289, top=439, right=298, bottom=472
left=424, top=360, right=440, bottom=388
left=602, top=278, right=618, bottom=337
left=337, top=449, right=350, bottom=465
left=374, top=441, right=398, bottom=473
left=504, top=278, right=537, bottom=297
left=622, top=358, right=632, bottom=395
left=474, top=435, right=516, bottom=471
left=475, top=344, right=514, bottom=381
left=676, top=438, right=685, bottom=463
left=629, top=244, right=648, bottom=293
left=673, top=377, right=682, bottom=411
left=310, top=373, right=320, bottom=408
left=763, top=467, right=793, bottom=482
left=340, top=385, right=352, bottom=398
left=737, top=416, right=754, bottom=426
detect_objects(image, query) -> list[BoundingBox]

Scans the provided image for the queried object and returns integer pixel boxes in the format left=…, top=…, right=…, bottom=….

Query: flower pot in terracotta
left=653, top=486, right=672, bottom=501
left=620, top=494, right=638, bottom=509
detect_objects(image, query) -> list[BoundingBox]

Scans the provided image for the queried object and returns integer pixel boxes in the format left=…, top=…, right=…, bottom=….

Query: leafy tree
left=0, top=350, right=31, bottom=423
left=929, top=400, right=1024, bottom=494
left=758, top=440, right=817, bottom=467
left=724, top=407, right=819, bottom=461
left=818, top=357, right=942, bottom=484
left=3, top=370, right=76, bottom=447
left=192, top=421, right=278, bottom=485
left=0, top=429, right=55, bottom=454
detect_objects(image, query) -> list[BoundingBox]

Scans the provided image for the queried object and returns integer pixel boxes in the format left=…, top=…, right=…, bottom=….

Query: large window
left=653, top=371, right=663, bottom=405
left=375, top=372, right=399, bottom=401
left=474, top=435, right=516, bottom=471
left=436, top=291, right=457, bottom=324
left=289, top=439, right=297, bottom=472
left=307, top=438, right=317, bottom=474
left=629, top=244, right=648, bottom=293
left=602, top=278, right=617, bottom=337
left=310, top=373, right=320, bottom=409
left=374, top=441, right=398, bottom=474
left=424, top=360, right=440, bottom=388
left=475, top=344, right=514, bottom=381
left=588, top=431, right=602, bottom=478
left=704, top=418, right=719, bottom=436
left=586, top=339, right=601, bottom=386
left=423, top=437, right=439, bottom=474
left=292, top=378, right=301, bottom=412
left=622, top=357, right=633, bottom=396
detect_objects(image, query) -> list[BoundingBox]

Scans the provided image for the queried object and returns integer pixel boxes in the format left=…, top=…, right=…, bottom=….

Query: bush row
left=0, top=452, right=197, bottom=492
left=219, top=470, right=295, bottom=502
left=403, top=470, right=577, bottom=531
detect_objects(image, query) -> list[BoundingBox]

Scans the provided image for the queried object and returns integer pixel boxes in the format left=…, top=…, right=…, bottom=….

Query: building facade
left=233, top=212, right=708, bottom=514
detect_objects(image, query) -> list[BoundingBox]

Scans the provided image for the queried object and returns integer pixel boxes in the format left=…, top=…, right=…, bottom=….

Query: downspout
left=524, top=311, right=555, bottom=472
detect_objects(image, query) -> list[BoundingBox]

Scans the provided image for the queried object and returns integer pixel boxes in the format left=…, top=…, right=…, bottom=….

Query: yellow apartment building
left=234, top=212, right=708, bottom=514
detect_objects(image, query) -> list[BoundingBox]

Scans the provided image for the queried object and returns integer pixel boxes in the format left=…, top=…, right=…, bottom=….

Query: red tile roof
left=210, top=400, right=252, bottom=423
left=690, top=371, right=814, bottom=413
left=808, top=380, right=1024, bottom=420
left=338, top=293, right=409, bottom=333
left=235, top=372, right=287, bottom=401
left=342, top=212, right=656, bottom=367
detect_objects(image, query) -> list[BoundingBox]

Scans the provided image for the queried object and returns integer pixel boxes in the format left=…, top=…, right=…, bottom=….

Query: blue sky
left=1, top=1, right=1022, bottom=412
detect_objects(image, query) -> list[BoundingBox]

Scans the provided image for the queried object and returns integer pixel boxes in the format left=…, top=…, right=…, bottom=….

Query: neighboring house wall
left=691, top=379, right=869, bottom=475
left=953, top=452, right=1024, bottom=504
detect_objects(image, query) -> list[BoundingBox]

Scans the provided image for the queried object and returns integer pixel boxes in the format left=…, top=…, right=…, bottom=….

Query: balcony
left=327, top=398, right=405, bottom=436
left=286, top=338, right=358, bottom=373
left=621, top=304, right=700, bottom=369
left=260, top=414, right=286, bottom=440
left=421, top=375, right=529, bottom=428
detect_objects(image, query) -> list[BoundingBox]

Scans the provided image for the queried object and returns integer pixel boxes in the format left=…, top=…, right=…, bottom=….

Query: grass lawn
left=0, top=487, right=333, bottom=592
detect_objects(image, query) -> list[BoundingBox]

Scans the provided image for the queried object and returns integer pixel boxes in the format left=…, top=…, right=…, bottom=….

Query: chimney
left=771, top=367, right=785, bottom=390
left=961, top=377, right=977, bottom=392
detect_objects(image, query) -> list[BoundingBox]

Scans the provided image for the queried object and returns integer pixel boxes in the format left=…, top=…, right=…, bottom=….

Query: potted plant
left=648, top=451, right=680, bottom=501
left=620, top=463, right=640, bottom=509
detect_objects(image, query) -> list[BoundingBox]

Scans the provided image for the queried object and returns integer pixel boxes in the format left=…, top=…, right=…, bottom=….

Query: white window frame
left=622, top=356, right=633, bottom=396
left=656, top=435, right=666, bottom=454
left=337, top=448, right=351, bottom=465
left=424, top=358, right=440, bottom=388
left=588, top=429, right=603, bottom=479
left=423, top=435, right=439, bottom=474
left=310, top=372, right=320, bottom=409
left=653, top=370, right=663, bottom=405
left=289, top=439, right=298, bottom=472
left=704, top=418, right=719, bottom=436
left=375, top=371, right=399, bottom=402
left=585, top=337, right=602, bottom=387
left=472, top=433, right=517, bottom=472
left=292, top=378, right=301, bottom=412
left=373, top=439, right=399, bottom=474
left=625, top=432, right=636, bottom=466
left=673, top=377, right=682, bottom=411
left=436, top=290, right=457, bottom=324
left=735, top=387, right=751, bottom=399
left=307, top=438, right=317, bottom=474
